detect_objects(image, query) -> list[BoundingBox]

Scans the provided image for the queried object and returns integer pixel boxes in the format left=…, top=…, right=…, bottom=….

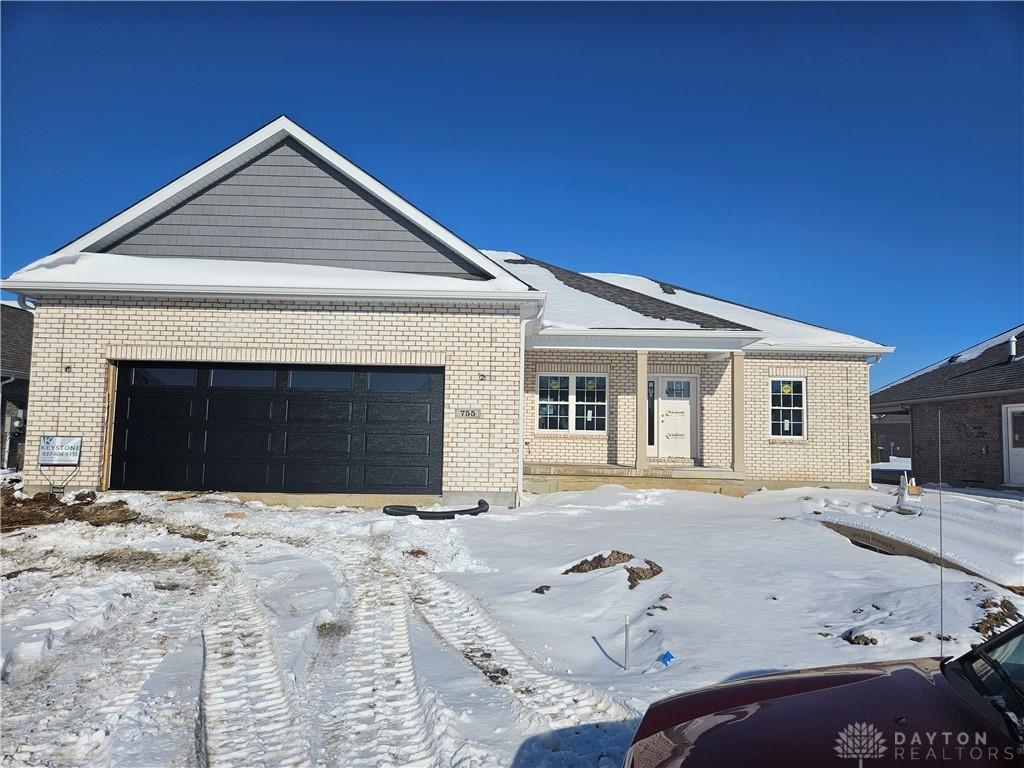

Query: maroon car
left=625, top=621, right=1024, bottom=767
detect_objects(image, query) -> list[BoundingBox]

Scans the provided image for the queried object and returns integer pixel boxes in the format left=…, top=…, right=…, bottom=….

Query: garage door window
left=133, top=367, right=196, bottom=387
left=367, top=372, right=431, bottom=392
left=288, top=370, right=353, bottom=390
left=210, top=368, right=276, bottom=388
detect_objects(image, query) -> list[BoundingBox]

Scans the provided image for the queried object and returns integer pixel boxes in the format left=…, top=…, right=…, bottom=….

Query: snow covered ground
left=810, top=484, right=1024, bottom=588
left=2, top=484, right=1022, bottom=767
left=870, top=456, right=912, bottom=471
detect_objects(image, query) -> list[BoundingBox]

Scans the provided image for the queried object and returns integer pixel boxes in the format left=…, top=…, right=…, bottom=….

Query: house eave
left=0, top=280, right=543, bottom=305
left=749, top=344, right=896, bottom=355
left=527, top=329, right=764, bottom=352
left=872, top=386, right=1024, bottom=408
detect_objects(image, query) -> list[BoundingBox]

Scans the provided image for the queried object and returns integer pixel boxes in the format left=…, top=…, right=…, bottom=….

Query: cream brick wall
left=525, top=349, right=870, bottom=485
left=22, top=295, right=522, bottom=496
left=525, top=350, right=637, bottom=466
left=743, top=353, right=870, bottom=484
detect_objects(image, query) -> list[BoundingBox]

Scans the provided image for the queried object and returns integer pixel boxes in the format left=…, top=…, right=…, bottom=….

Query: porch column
left=636, top=350, right=649, bottom=470
left=731, top=351, right=745, bottom=472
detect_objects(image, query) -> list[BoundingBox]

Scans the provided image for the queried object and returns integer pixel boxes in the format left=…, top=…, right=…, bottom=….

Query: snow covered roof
left=484, top=250, right=891, bottom=354
left=3, top=251, right=536, bottom=301
left=873, top=325, right=1024, bottom=405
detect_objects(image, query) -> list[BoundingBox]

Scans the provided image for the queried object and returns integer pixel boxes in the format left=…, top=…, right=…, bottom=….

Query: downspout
left=517, top=301, right=543, bottom=507
left=0, top=376, right=15, bottom=470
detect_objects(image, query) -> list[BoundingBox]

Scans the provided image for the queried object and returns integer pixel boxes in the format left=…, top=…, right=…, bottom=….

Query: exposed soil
left=1, top=486, right=137, bottom=531
left=405, top=548, right=428, bottom=558
left=972, top=597, right=1024, bottom=638
left=625, top=559, right=663, bottom=590
left=910, top=635, right=925, bottom=643
left=562, top=550, right=633, bottom=575
left=843, top=632, right=878, bottom=646
left=532, top=585, right=551, bottom=595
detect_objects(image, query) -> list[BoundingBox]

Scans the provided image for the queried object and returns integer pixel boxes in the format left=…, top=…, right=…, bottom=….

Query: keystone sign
left=38, top=436, right=83, bottom=467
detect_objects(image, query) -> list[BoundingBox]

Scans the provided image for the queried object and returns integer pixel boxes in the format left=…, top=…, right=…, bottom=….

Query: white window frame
left=770, top=377, right=807, bottom=440
left=537, top=372, right=608, bottom=433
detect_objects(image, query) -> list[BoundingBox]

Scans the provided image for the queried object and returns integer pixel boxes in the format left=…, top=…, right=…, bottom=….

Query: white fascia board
left=751, top=344, right=896, bottom=355
left=48, top=116, right=531, bottom=291
left=528, top=329, right=764, bottom=352
left=0, top=279, right=543, bottom=304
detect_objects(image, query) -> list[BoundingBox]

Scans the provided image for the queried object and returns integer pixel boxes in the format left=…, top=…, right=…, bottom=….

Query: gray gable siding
left=102, top=139, right=489, bottom=279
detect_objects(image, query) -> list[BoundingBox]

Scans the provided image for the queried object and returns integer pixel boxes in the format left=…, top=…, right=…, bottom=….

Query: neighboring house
left=1, top=116, right=892, bottom=504
left=1, top=301, right=34, bottom=469
left=871, top=326, right=1024, bottom=488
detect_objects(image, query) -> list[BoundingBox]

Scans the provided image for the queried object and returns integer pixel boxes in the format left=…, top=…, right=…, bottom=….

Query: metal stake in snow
left=624, top=615, right=630, bottom=670
left=938, top=409, right=945, bottom=659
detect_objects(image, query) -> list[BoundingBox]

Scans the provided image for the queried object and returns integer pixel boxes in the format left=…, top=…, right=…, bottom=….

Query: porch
left=524, top=348, right=748, bottom=493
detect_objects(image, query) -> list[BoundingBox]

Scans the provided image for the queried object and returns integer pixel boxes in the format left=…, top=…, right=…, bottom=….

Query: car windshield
left=966, top=628, right=1024, bottom=715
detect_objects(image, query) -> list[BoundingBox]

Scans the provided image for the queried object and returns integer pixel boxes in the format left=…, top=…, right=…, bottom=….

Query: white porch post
left=636, top=350, right=648, bottom=471
left=731, top=351, right=745, bottom=472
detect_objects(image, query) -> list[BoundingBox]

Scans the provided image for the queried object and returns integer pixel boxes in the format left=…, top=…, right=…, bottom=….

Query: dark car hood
left=629, top=658, right=1020, bottom=768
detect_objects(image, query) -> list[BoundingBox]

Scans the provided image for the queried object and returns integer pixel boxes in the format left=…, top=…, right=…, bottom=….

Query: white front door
left=1004, top=405, right=1024, bottom=486
left=656, top=377, right=696, bottom=459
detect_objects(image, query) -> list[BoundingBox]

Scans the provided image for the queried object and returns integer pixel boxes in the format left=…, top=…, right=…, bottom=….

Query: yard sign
left=38, top=436, right=82, bottom=467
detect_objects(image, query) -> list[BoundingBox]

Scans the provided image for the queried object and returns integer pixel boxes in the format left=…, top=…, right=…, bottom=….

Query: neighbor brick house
left=871, top=326, right=1024, bottom=488
left=2, top=117, right=891, bottom=504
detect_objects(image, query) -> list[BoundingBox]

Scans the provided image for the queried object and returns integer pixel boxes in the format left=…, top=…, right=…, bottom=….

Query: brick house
left=871, top=326, right=1024, bottom=488
left=2, top=117, right=891, bottom=504
left=1, top=301, right=33, bottom=469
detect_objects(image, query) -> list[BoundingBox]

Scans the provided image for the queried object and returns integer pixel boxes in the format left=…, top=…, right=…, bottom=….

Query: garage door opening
left=109, top=362, right=444, bottom=494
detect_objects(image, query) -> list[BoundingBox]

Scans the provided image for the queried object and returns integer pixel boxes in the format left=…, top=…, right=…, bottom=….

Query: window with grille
left=537, top=373, right=607, bottom=432
left=771, top=378, right=805, bottom=437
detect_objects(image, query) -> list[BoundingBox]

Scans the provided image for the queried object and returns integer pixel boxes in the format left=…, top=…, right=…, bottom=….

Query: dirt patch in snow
left=532, top=585, right=551, bottom=595
left=625, top=559, right=663, bottom=589
left=843, top=631, right=878, bottom=646
left=1, top=486, right=137, bottom=531
left=77, top=548, right=218, bottom=579
left=405, top=548, right=429, bottom=558
left=972, top=597, right=1023, bottom=638
left=562, top=550, right=634, bottom=575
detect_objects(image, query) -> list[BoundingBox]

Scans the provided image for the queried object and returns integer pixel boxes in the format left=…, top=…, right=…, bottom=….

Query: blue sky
left=2, top=2, right=1021, bottom=387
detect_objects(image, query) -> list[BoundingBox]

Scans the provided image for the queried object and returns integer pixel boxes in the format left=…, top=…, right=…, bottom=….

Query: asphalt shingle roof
left=872, top=331, right=1024, bottom=405
left=504, top=256, right=756, bottom=331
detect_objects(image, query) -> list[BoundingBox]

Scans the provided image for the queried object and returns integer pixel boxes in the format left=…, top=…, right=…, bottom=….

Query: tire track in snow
left=197, top=568, right=310, bottom=768
left=408, top=571, right=636, bottom=730
left=317, top=545, right=467, bottom=768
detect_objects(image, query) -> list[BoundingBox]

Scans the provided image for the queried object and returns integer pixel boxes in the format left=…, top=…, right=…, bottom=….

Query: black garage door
left=109, top=362, right=444, bottom=494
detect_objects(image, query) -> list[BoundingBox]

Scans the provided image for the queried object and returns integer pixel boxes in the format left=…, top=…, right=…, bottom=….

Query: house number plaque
left=455, top=408, right=482, bottom=419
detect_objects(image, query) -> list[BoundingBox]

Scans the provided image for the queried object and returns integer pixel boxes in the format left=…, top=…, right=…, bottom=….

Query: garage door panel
left=283, top=462, right=351, bottom=488
left=203, top=460, right=273, bottom=489
left=124, top=428, right=192, bottom=454
left=366, top=401, right=432, bottom=423
left=362, top=464, right=430, bottom=489
left=127, top=397, right=194, bottom=423
left=205, top=397, right=275, bottom=422
left=111, top=363, right=443, bottom=494
left=204, top=430, right=273, bottom=455
left=119, top=459, right=195, bottom=490
left=285, top=431, right=352, bottom=455
left=286, top=399, right=353, bottom=423
left=365, top=432, right=430, bottom=456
